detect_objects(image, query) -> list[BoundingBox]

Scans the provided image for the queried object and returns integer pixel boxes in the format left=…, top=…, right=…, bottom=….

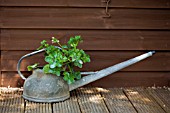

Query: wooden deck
left=0, top=87, right=170, bottom=113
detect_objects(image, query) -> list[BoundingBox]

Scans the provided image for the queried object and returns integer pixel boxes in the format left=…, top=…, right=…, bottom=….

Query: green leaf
left=62, top=56, right=68, bottom=62
left=43, top=64, right=50, bottom=73
left=50, top=62, right=57, bottom=68
left=41, top=40, right=47, bottom=45
left=75, top=72, right=81, bottom=80
left=82, top=55, right=90, bottom=63
left=45, top=56, right=53, bottom=64
left=56, top=62, right=62, bottom=67
left=67, top=79, right=75, bottom=84
left=78, top=60, right=83, bottom=64
left=74, top=62, right=82, bottom=68
left=63, top=72, right=70, bottom=81
left=55, top=69, right=61, bottom=76
left=37, top=45, right=44, bottom=50
left=62, top=45, right=68, bottom=49
left=27, top=63, right=39, bottom=71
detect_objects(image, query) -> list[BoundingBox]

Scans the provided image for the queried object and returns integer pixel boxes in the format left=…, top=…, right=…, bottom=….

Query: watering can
left=17, top=48, right=155, bottom=103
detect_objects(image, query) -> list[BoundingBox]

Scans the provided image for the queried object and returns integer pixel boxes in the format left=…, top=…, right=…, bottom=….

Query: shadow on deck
left=0, top=87, right=170, bottom=113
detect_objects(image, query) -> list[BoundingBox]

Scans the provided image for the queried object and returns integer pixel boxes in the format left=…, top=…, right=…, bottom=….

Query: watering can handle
left=17, top=46, right=62, bottom=80
left=17, top=49, right=46, bottom=80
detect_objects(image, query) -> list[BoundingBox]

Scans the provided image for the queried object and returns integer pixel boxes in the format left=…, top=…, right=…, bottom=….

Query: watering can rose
left=27, top=36, right=91, bottom=84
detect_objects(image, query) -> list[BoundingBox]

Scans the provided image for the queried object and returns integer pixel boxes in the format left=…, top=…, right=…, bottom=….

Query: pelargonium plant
left=27, top=36, right=90, bottom=84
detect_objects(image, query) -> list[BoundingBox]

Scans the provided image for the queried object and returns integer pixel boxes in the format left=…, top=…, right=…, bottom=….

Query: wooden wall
left=0, top=0, right=170, bottom=87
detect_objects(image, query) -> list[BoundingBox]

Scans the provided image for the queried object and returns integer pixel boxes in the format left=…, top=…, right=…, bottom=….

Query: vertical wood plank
left=0, top=88, right=24, bottom=113
left=25, top=101, right=52, bottom=113
left=98, top=88, right=137, bottom=113
left=53, top=91, right=81, bottom=113
left=124, top=87, right=166, bottom=113
left=76, top=87, right=109, bottom=113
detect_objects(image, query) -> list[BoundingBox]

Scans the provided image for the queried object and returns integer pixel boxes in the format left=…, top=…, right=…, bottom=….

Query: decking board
left=53, top=91, right=81, bottom=113
left=76, top=88, right=109, bottom=113
left=25, top=101, right=52, bottom=113
left=98, top=88, right=137, bottom=113
left=124, top=87, right=166, bottom=113
left=0, top=87, right=170, bottom=113
left=147, top=87, right=170, bottom=113
left=0, top=89, right=24, bottom=113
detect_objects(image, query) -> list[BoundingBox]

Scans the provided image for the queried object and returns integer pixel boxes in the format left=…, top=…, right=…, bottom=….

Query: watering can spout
left=69, top=51, right=155, bottom=91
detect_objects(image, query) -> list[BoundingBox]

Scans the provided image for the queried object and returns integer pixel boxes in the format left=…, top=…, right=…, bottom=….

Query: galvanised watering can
left=17, top=48, right=155, bottom=103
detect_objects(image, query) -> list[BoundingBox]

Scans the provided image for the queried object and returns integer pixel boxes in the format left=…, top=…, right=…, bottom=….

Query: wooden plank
left=76, top=87, right=109, bottom=113
left=1, top=51, right=170, bottom=71
left=1, top=0, right=170, bottom=8
left=2, top=71, right=170, bottom=87
left=25, top=101, right=52, bottom=113
left=0, top=71, right=1, bottom=87
left=53, top=91, right=81, bottom=113
left=1, top=29, right=170, bottom=50
left=0, top=88, right=24, bottom=113
left=25, top=101, right=38, bottom=113
left=1, top=8, right=170, bottom=29
left=98, top=88, right=137, bottom=113
left=124, top=88, right=166, bottom=113
left=147, top=87, right=170, bottom=113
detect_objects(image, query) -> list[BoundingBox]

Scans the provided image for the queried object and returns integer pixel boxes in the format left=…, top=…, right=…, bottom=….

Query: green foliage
left=27, top=36, right=90, bottom=84
left=27, top=63, right=39, bottom=71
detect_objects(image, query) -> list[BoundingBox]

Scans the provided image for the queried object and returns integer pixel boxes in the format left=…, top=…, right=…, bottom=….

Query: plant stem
left=68, top=64, right=72, bottom=74
left=57, top=42, right=62, bottom=47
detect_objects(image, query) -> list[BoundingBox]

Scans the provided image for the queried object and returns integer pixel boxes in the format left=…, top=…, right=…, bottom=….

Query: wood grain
left=76, top=88, right=109, bottom=113
left=53, top=91, right=81, bottom=113
left=124, top=88, right=166, bottom=113
left=0, top=91, right=24, bottom=113
left=147, top=88, right=170, bottom=113
left=98, top=88, right=137, bottom=113
left=1, top=87, right=170, bottom=113
left=1, top=0, right=170, bottom=8
left=1, top=71, right=170, bottom=87
left=0, top=72, right=2, bottom=87
left=1, top=0, right=170, bottom=88
left=25, top=101, right=50, bottom=113
left=1, top=8, right=170, bottom=29
left=1, top=29, right=170, bottom=50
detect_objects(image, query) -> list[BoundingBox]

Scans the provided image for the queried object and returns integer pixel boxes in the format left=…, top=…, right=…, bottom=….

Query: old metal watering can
left=17, top=48, right=155, bottom=103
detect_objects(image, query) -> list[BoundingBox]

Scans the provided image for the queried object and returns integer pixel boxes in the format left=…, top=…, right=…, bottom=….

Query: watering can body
left=17, top=47, right=155, bottom=103
left=22, top=69, right=70, bottom=103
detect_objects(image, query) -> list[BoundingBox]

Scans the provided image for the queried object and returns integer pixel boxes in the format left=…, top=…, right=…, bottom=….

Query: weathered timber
left=53, top=91, right=81, bottom=113
left=0, top=87, right=170, bottom=113
left=1, top=29, right=170, bottom=51
left=25, top=101, right=52, bottom=113
left=147, top=88, right=170, bottom=113
left=98, top=88, right=137, bottom=113
left=1, top=8, right=170, bottom=29
left=1, top=0, right=170, bottom=8
left=0, top=89, right=24, bottom=113
left=76, top=88, right=109, bottom=113
left=124, top=88, right=166, bottom=113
